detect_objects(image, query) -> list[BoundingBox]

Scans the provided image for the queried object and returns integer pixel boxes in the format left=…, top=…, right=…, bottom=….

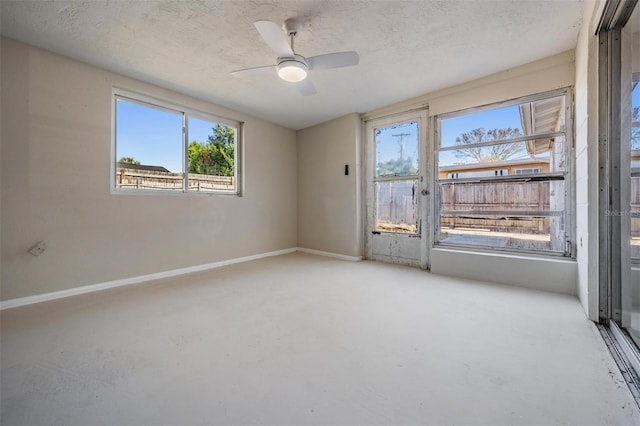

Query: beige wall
left=296, top=114, right=361, bottom=258
left=363, top=51, right=575, bottom=121
left=0, top=30, right=601, bottom=303
left=0, top=37, right=297, bottom=301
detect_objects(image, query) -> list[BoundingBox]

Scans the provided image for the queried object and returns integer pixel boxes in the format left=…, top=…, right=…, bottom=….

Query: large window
left=435, top=89, right=572, bottom=255
left=113, top=91, right=241, bottom=194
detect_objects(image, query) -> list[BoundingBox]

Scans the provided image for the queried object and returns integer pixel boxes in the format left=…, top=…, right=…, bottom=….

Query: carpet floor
left=1, top=252, right=637, bottom=425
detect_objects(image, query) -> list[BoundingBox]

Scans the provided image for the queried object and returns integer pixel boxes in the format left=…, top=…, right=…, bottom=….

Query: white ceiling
left=0, top=0, right=585, bottom=130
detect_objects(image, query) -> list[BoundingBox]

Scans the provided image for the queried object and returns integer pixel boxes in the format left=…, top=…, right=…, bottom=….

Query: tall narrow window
left=631, top=75, right=640, bottom=261
left=435, top=90, right=572, bottom=255
left=373, top=120, right=419, bottom=233
left=114, top=92, right=241, bottom=194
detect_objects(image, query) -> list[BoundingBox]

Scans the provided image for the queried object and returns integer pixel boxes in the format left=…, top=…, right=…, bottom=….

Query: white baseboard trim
left=296, top=247, right=363, bottom=262
left=0, top=248, right=297, bottom=311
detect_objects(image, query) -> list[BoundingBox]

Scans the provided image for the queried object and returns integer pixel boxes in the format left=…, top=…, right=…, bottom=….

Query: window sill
left=111, top=188, right=241, bottom=197
left=432, top=245, right=576, bottom=263
left=432, top=243, right=575, bottom=262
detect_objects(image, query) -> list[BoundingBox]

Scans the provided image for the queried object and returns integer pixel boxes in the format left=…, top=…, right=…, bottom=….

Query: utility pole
left=393, top=132, right=411, bottom=159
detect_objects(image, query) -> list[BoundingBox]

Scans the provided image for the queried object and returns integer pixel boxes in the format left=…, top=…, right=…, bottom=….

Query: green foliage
left=188, top=124, right=235, bottom=176
left=454, top=128, right=524, bottom=162
left=377, top=157, right=418, bottom=177
left=118, top=156, right=141, bottom=165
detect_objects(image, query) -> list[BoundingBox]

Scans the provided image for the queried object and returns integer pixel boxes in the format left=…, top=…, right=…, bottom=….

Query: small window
left=114, top=91, right=241, bottom=194
left=515, top=168, right=541, bottom=175
left=435, top=90, right=572, bottom=255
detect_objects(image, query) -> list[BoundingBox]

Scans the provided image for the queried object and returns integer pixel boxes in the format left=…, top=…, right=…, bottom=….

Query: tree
left=118, top=156, right=141, bottom=165
left=188, top=124, right=235, bottom=176
left=454, top=127, right=524, bottom=162
left=377, top=157, right=418, bottom=176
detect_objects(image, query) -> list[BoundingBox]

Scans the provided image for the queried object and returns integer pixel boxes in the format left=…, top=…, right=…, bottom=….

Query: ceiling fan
left=231, top=18, right=359, bottom=96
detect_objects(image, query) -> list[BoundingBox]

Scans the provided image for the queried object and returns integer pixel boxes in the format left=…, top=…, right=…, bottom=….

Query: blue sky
left=375, top=105, right=525, bottom=171
left=116, top=99, right=223, bottom=173
left=375, top=121, right=419, bottom=173
left=439, top=105, right=523, bottom=167
left=440, top=105, right=522, bottom=147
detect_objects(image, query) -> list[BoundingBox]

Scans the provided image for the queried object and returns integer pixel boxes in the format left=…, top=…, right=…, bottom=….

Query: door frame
left=364, top=109, right=430, bottom=269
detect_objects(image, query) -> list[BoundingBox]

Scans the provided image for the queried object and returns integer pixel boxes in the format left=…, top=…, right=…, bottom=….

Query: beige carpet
left=1, top=252, right=638, bottom=425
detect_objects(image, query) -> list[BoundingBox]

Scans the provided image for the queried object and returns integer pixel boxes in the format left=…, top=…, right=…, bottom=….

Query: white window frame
left=371, top=116, right=422, bottom=235
left=515, top=167, right=541, bottom=175
left=111, top=88, right=243, bottom=196
left=433, top=88, right=575, bottom=257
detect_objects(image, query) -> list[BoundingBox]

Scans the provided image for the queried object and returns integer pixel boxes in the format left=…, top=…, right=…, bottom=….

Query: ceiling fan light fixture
left=277, top=58, right=308, bottom=82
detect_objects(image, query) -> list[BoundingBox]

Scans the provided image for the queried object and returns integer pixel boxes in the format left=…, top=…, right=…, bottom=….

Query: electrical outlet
left=28, top=241, right=47, bottom=256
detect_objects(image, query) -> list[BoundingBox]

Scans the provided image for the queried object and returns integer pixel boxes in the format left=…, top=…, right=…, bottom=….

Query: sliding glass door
left=622, top=6, right=640, bottom=347
left=598, top=0, right=640, bottom=382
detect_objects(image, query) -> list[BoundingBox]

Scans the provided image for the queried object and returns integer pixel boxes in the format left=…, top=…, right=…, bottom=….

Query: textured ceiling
left=0, top=0, right=585, bottom=130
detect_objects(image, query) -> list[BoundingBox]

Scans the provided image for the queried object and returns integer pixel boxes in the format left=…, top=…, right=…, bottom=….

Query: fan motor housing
left=276, top=54, right=308, bottom=82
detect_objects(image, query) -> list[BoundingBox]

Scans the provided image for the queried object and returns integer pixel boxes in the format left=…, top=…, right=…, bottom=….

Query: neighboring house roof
left=116, top=162, right=171, bottom=173
left=519, top=96, right=564, bottom=155
left=439, top=158, right=549, bottom=172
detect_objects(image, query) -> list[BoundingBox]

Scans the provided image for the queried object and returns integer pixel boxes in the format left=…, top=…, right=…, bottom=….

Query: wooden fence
left=375, top=181, right=418, bottom=232
left=116, top=167, right=234, bottom=191
left=440, top=181, right=553, bottom=234
left=374, top=180, right=558, bottom=235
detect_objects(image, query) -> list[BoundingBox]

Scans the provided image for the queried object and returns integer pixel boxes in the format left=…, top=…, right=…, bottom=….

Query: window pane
left=630, top=81, right=639, bottom=150
left=632, top=81, right=639, bottom=260
left=633, top=217, right=640, bottom=260
left=441, top=106, right=524, bottom=149
left=115, top=99, right=183, bottom=191
left=440, top=94, right=565, bottom=149
left=375, top=180, right=418, bottom=233
left=439, top=137, right=565, bottom=174
left=375, top=121, right=418, bottom=177
left=439, top=214, right=564, bottom=252
left=631, top=218, right=640, bottom=259
left=515, top=168, right=541, bottom=175
left=439, top=180, right=565, bottom=213
left=187, top=117, right=236, bottom=192
left=438, top=180, right=565, bottom=252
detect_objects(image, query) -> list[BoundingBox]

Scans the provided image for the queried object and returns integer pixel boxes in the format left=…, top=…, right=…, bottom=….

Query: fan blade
left=254, top=20, right=294, bottom=58
left=307, top=51, right=359, bottom=70
left=231, top=65, right=276, bottom=78
left=296, top=78, right=316, bottom=96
